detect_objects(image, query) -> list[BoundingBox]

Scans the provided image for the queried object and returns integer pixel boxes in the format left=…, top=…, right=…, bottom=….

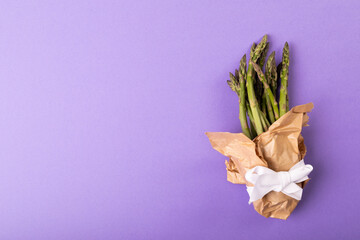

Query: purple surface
left=0, top=1, right=359, bottom=239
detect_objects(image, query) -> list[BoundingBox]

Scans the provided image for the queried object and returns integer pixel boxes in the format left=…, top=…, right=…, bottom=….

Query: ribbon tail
left=247, top=185, right=270, bottom=204
left=246, top=183, right=275, bottom=204
left=246, top=187, right=254, bottom=204
left=282, top=183, right=303, bottom=200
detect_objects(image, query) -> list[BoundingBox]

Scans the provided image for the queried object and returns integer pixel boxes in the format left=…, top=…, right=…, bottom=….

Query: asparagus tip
left=261, top=34, right=268, bottom=42
left=229, top=72, right=235, bottom=79
left=240, top=54, right=247, bottom=68
left=269, top=51, right=275, bottom=58
left=235, top=69, right=239, bottom=79
left=241, top=54, right=246, bottom=62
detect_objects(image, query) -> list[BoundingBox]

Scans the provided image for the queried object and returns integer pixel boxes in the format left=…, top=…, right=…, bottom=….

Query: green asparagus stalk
left=251, top=43, right=261, bottom=105
left=254, top=43, right=269, bottom=105
left=246, top=101, right=257, bottom=139
left=238, top=55, right=251, bottom=138
left=261, top=98, right=266, bottom=115
left=279, top=42, right=289, bottom=117
left=248, top=121, right=257, bottom=139
left=257, top=41, right=269, bottom=114
left=265, top=94, right=275, bottom=123
left=265, top=51, right=277, bottom=96
left=246, top=102, right=253, bottom=123
left=264, top=51, right=277, bottom=123
left=260, top=115, right=268, bottom=131
left=251, top=61, right=280, bottom=120
left=246, top=35, right=268, bottom=135
left=259, top=109, right=270, bottom=131
left=246, top=65, right=263, bottom=135
left=226, top=61, right=251, bottom=138
left=276, top=62, right=282, bottom=97
left=255, top=103, right=269, bottom=131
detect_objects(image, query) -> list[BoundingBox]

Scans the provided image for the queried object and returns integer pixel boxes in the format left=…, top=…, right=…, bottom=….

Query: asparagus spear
left=257, top=42, right=269, bottom=106
left=238, top=55, right=251, bottom=138
left=264, top=51, right=277, bottom=123
left=251, top=35, right=268, bottom=62
left=248, top=121, right=257, bottom=139
left=246, top=101, right=257, bottom=139
left=259, top=109, right=270, bottom=131
left=251, top=61, right=280, bottom=120
left=265, top=94, right=275, bottom=123
left=279, top=42, right=289, bottom=117
left=226, top=61, right=251, bottom=138
left=255, top=43, right=270, bottom=105
left=261, top=99, right=266, bottom=115
left=265, top=52, right=277, bottom=96
left=246, top=35, right=268, bottom=135
left=276, top=62, right=282, bottom=99
left=251, top=43, right=262, bottom=104
left=261, top=110, right=271, bottom=128
left=260, top=115, right=268, bottom=131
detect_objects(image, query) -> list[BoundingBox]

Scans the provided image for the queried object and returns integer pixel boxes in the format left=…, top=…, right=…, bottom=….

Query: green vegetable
left=226, top=35, right=291, bottom=139
left=279, top=42, right=289, bottom=117
left=252, top=61, right=280, bottom=120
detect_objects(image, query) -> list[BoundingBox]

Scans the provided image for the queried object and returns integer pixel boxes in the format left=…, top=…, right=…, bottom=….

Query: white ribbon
left=245, top=160, right=313, bottom=204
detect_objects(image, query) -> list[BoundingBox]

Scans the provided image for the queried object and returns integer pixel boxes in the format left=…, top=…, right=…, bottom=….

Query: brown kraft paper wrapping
left=206, top=103, right=314, bottom=220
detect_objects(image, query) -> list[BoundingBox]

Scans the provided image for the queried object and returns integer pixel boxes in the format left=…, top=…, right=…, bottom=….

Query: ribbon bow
left=245, top=160, right=313, bottom=204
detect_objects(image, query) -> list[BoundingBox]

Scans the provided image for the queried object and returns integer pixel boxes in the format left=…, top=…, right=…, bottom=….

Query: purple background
left=1, top=1, right=359, bottom=239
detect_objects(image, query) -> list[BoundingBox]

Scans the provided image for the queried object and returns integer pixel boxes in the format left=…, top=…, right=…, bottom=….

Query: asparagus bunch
left=227, top=35, right=290, bottom=139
